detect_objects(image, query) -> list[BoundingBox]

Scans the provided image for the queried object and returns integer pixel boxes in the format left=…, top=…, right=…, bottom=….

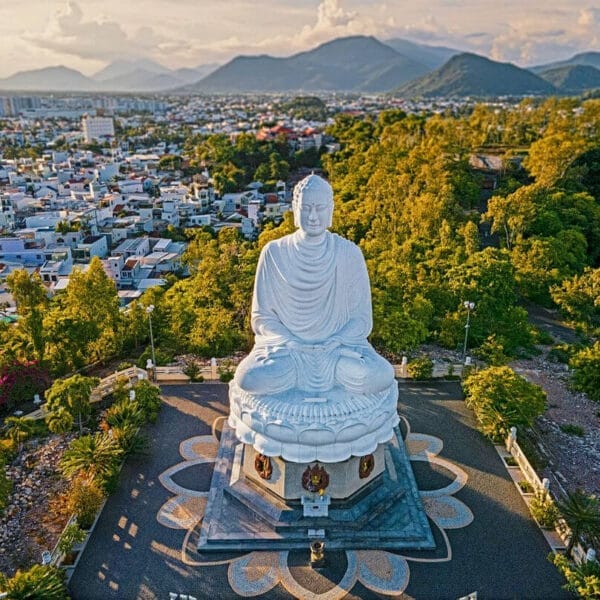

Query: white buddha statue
left=234, top=174, right=395, bottom=396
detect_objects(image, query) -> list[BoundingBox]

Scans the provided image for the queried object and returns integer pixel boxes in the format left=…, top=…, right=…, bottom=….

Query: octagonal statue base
left=244, top=444, right=385, bottom=500
left=197, top=423, right=435, bottom=552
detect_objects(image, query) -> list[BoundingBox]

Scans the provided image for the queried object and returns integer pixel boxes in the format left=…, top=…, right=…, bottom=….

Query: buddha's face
left=294, top=195, right=333, bottom=237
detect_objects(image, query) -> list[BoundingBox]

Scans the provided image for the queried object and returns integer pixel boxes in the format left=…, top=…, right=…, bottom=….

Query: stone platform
left=197, top=423, right=435, bottom=552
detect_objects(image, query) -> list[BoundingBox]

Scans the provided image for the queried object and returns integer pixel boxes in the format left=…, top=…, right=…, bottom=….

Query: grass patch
left=559, top=423, right=585, bottom=437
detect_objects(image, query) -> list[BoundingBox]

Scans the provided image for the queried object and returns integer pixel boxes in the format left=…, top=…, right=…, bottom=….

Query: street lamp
left=146, top=304, right=156, bottom=380
left=462, top=301, right=475, bottom=360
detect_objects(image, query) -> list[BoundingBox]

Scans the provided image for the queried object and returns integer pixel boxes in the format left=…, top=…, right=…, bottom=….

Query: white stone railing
left=89, top=366, right=148, bottom=402
left=505, top=427, right=588, bottom=564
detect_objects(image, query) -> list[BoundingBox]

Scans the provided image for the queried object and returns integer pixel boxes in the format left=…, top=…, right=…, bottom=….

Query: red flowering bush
left=0, top=361, right=51, bottom=411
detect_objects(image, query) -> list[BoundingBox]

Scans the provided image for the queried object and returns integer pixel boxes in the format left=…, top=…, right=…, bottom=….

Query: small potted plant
left=529, top=490, right=559, bottom=529
left=57, top=523, right=86, bottom=567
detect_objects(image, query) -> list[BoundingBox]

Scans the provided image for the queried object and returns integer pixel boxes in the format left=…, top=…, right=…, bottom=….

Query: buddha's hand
left=338, top=347, right=363, bottom=360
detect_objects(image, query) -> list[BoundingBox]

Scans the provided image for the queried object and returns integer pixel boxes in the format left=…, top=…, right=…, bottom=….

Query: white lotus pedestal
left=197, top=382, right=435, bottom=552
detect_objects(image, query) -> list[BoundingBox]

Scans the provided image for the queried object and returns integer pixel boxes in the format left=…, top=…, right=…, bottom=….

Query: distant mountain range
left=0, top=59, right=219, bottom=93
left=0, top=37, right=598, bottom=97
left=186, top=36, right=437, bottom=93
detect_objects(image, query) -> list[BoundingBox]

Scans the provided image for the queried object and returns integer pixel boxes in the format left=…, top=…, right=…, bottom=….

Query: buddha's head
left=292, top=174, right=334, bottom=237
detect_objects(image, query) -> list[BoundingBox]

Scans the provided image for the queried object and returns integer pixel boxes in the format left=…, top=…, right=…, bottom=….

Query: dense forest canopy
left=1, top=98, right=599, bottom=383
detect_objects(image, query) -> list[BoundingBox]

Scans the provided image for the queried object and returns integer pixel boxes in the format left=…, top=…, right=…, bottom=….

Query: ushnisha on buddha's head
left=292, top=174, right=334, bottom=237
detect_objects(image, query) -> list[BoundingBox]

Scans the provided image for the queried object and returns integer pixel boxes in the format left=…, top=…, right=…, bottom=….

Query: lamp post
left=146, top=304, right=156, bottom=380
left=462, top=301, right=475, bottom=360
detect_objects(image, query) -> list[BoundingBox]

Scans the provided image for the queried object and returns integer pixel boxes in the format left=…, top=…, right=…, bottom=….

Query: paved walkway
left=69, top=382, right=568, bottom=599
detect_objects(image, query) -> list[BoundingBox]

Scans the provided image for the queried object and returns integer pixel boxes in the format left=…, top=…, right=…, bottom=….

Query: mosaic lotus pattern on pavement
left=157, top=416, right=473, bottom=597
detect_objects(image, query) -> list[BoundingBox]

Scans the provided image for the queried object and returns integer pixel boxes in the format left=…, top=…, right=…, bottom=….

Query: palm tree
left=0, top=564, right=68, bottom=599
left=104, top=400, right=145, bottom=430
left=4, top=416, right=35, bottom=456
left=60, top=433, right=122, bottom=485
left=557, top=490, right=600, bottom=557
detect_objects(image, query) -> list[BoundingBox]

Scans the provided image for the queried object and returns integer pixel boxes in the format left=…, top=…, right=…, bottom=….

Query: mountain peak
left=396, top=52, right=556, bottom=98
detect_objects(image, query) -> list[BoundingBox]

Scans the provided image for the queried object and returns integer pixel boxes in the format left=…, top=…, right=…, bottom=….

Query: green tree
left=45, top=257, right=121, bottom=373
left=440, top=248, right=533, bottom=354
left=0, top=565, right=68, bottom=599
left=552, top=267, right=600, bottom=333
left=569, top=342, right=600, bottom=401
left=463, top=366, right=546, bottom=439
left=557, top=490, right=600, bottom=558
left=524, top=131, right=589, bottom=188
left=45, top=375, right=99, bottom=433
left=5, top=270, right=48, bottom=363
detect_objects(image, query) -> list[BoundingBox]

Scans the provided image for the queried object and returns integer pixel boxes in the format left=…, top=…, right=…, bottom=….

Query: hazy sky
left=0, top=0, right=598, bottom=77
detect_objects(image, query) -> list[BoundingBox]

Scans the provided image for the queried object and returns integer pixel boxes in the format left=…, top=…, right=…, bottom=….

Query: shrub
left=475, top=335, right=509, bottom=365
left=518, top=480, right=534, bottom=494
left=463, top=366, right=546, bottom=440
left=0, top=438, right=16, bottom=465
left=560, top=423, right=585, bottom=437
left=504, top=455, right=518, bottom=467
left=530, top=490, right=559, bottom=529
left=407, top=355, right=434, bottom=380
left=570, top=342, right=600, bottom=401
left=182, top=360, right=203, bottom=382
left=218, top=359, right=235, bottom=383
left=104, top=400, right=145, bottom=429
left=547, top=343, right=574, bottom=364
left=532, top=328, right=555, bottom=346
left=130, top=380, right=161, bottom=423
left=0, top=360, right=51, bottom=411
left=550, top=553, right=600, bottom=599
left=0, top=565, right=68, bottom=599
left=57, top=522, right=86, bottom=556
left=46, top=406, right=74, bottom=434
left=66, top=476, right=105, bottom=529
left=60, top=433, right=123, bottom=491
left=110, top=424, right=149, bottom=457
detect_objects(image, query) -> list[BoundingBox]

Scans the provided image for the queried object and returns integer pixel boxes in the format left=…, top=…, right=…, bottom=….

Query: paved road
left=69, top=382, right=568, bottom=599
left=524, top=302, right=582, bottom=345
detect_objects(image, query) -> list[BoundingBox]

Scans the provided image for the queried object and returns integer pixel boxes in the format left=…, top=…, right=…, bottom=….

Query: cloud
left=488, top=10, right=600, bottom=65
left=578, top=7, right=600, bottom=27
left=24, top=1, right=175, bottom=62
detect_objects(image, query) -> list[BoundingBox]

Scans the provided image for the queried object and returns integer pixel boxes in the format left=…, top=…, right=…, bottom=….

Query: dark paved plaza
left=68, top=381, right=568, bottom=599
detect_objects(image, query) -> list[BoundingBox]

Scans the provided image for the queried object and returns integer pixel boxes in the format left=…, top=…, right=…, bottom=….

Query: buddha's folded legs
left=234, top=352, right=297, bottom=395
left=235, top=345, right=396, bottom=396
left=335, top=349, right=396, bottom=394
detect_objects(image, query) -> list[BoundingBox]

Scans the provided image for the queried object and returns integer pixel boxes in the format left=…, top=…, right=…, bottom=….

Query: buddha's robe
left=234, top=230, right=395, bottom=395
